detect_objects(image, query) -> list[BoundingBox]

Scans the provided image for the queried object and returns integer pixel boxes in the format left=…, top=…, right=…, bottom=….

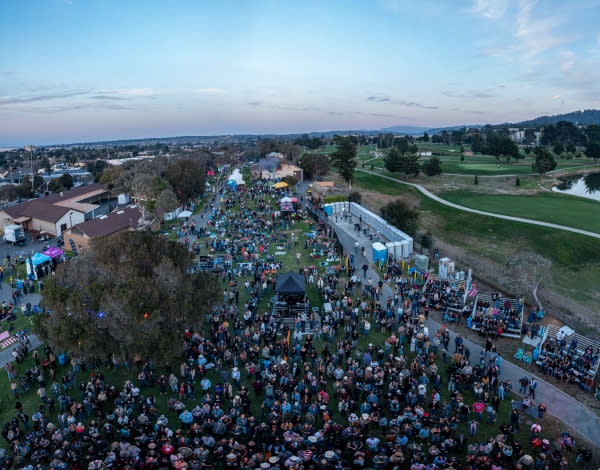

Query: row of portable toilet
left=385, top=240, right=413, bottom=260
left=324, top=202, right=347, bottom=216
left=372, top=239, right=413, bottom=262
left=348, top=202, right=413, bottom=256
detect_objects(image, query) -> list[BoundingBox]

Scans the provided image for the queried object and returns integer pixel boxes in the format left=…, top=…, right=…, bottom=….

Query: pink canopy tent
left=42, top=246, right=64, bottom=258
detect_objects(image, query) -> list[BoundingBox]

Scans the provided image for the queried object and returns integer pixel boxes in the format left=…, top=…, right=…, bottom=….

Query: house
left=251, top=155, right=304, bottom=182
left=0, top=182, right=114, bottom=236
left=63, top=205, right=141, bottom=251
left=309, top=181, right=339, bottom=201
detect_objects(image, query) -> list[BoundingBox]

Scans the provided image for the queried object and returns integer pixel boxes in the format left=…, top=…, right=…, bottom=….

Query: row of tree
left=384, top=149, right=442, bottom=177
left=101, top=151, right=211, bottom=223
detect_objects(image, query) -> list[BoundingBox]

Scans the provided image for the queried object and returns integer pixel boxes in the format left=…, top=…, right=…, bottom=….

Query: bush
left=460, top=155, right=464, bottom=161
left=349, top=191, right=362, bottom=204
left=380, top=199, right=419, bottom=236
left=283, top=175, right=298, bottom=187
left=515, top=177, right=520, bottom=186
left=421, top=232, right=432, bottom=250
left=474, top=175, right=479, bottom=185
left=324, top=195, right=348, bottom=203
left=422, top=156, right=443, bottom=176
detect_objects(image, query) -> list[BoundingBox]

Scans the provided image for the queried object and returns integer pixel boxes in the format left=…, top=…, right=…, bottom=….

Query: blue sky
left=1, top=0, right=599, bottom=145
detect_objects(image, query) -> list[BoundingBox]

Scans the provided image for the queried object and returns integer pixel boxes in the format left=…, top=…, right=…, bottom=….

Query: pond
left=552, top=172, right=600, bottom=202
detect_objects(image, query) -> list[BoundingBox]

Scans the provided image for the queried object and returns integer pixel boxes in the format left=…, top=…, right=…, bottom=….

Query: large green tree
left=297, top=153, right=330, bottom=178
left=486, top=134, right=520, bottom=162
left=422, top=156, right=443, bottom=176
left=384, top=147, right=403, bottom=173
left=380, top=199, right=419, bottom=236
left=35, top=231, right=219, bottom=362
left=399, top=154, right=420, bottom=177
left=586, top=141, right=600, bottom=163
left=166, top=159, right=205, bottom=203
left=330, top=136, right=357, bottom=198
left=532, top=146, right=557, bottom=173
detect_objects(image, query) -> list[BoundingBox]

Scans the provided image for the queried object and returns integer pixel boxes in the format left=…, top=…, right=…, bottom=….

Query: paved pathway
left=358, top=169, right=600, bottom=239
left=0, top=283, right=42, bottom=368
left=329, top=212, right=600, bottom=443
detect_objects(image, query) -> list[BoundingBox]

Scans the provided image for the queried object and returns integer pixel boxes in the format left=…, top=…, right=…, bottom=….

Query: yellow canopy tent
left=273, top=181, right=288, bottom=189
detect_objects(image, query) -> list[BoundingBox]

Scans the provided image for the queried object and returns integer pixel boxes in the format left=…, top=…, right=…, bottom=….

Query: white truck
left=3, top=224, right=26, bottom=245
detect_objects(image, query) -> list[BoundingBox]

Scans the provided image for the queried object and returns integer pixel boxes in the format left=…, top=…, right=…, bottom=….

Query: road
left=358, top=169, right=600, bottom=239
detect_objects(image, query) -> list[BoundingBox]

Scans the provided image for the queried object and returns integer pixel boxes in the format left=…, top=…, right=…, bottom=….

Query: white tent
left=227, top=169, right=245, bottom=186
left=178, top=210, right=193, bottom=219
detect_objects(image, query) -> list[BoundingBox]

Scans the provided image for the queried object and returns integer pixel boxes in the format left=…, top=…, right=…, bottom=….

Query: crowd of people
left=467, top=295, right=522, bottom=339
left=0, top=175, right=596, bottom=469
left=536, top=332, right=600, bottom=393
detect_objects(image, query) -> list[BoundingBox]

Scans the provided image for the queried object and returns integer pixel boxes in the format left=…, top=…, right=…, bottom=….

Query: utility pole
left=25, top=145, right=35, bottom=191
left=31, top=145, right=35, bottom=192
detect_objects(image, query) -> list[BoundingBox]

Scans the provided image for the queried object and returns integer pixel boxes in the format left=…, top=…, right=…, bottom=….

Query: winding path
left=358, top=169, right=600, bottom=239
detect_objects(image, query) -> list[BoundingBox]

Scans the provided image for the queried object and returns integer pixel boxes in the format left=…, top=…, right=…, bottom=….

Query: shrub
left=349, top=191, right=362, bottom=204
left=515, top=177, right=520, bottom=186
left=324, top=195, right=348, bottom=203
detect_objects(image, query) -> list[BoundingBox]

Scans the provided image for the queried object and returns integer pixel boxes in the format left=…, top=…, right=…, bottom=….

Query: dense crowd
left=0, top=176, right=596, bottom=469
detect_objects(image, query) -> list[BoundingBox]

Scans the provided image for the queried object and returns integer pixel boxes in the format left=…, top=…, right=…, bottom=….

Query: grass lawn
left=353, top=170, right=600, bottom=314
left=438, top=190, right=600, bottom=234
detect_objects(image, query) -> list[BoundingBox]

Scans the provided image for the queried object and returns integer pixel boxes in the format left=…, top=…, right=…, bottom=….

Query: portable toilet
left=439, top=257, right=456, bottom=279
left=385, top=242, right=396, bottom=260
left=372, top=242, right=388, bottom=264
left=391, top=241, right=402, bottom=259
left=400, top=240, right=409, bottom=258
left=414, top=254, right=430, bottom=272
left=406, top=237, right=414, bottom=257
left=324, top=205, right=332, bottom=216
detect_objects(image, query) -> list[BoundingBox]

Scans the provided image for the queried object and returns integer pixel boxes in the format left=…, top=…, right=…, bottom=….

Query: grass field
left=353, top=169, right=600, bottom=314
left=438, top=190, right=600, bottom=234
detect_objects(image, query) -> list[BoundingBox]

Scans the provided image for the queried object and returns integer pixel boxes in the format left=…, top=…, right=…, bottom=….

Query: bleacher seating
left=536, top=324, right=600, bottom=381
left=469, top=293, right=523, bottom=339
left=422, top=276, right=467, bottom=314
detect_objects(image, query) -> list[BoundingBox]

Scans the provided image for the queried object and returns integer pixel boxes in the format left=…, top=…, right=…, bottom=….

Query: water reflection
left=553, top=172, right=600, bottom=201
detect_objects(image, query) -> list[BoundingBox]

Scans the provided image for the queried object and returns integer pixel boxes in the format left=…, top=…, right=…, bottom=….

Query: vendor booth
left=26, top=252, right=52, bottom=280
left=273, top=271, right=308, bottom=318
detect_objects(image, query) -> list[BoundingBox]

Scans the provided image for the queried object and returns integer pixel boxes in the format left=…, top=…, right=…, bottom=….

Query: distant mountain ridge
left=515, top=109, right=600, bottom=126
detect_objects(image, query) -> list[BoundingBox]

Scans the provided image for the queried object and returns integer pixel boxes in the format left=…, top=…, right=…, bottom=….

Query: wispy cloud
left=514, top=0, right=571, bottom=58
left=247, top=101, right=263, bottom=106
left=471, top=0, right=508, bottom=19
left=367, top=95, right=437, bottom=109
left=0, top=90, right=90, bottom=106
left=443, top=89, right=496, bottom=99
left=192, top=88, right=225, bottom=94
left=367, top=95, right=391, bottom=102
left=0, top=71, right=14, bottom=76
left=559, top=49, right=575, bottom=72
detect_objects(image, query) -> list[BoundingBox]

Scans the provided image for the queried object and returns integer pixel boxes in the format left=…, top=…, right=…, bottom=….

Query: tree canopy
left=485, top=134, right=520, bottom=162
left=422, top=156, right=443, bottom=176
left=35, top=231, right=219, bottom=363
left=586, top=141, right=600, bottom=163
left=48, top=173, right=74, bottom=193
left=297, top=153, right=330, bottom=178
left=504, top=251, right=552, bottom=312
left=531, top=146, right=557, bottom=173
left=166, top=159, right=205, bottom=203
left=330, top=136, right=357, bottom=188
left=380, top=199, right=419, bottom=236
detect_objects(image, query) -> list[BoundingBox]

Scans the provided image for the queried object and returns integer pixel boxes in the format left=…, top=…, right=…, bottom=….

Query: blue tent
left=31, top=252, right=51, bottom=266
